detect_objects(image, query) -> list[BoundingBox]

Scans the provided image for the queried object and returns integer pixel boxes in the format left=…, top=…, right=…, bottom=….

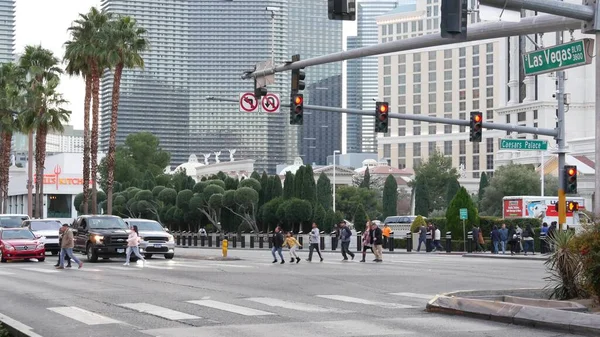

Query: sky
left=15, top=0, right=355, bottom=131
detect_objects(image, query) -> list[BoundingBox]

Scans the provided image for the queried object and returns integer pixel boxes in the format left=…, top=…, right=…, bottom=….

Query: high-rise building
left=0, top=0, right=15, bottom=63
left=356, top=0, right=400, bottom=153
left=46, top=125, right=85, bottom=153
left=376, top=0, right=507, bottom=191
left=346, top=35, right=362, bottom=153
left=292, top=0, right=343, bottom=165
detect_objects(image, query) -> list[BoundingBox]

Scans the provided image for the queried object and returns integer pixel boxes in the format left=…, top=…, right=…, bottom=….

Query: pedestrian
left=417, top=224, right=427, bottom=252
left=360, top=222, right=373, bottom=262
left=307, top=222, right=323, bottom=262
left=477, top=227, right=486, bottom=252
left=382, top=224, right=391, bottom=249
left=283, top=232, right=302, bottom=263
left=547, top=222, right=557, bottom=252
left=54, top=224, right=71, bottom=268
left=508, top=225, right=518, bottom=256
left=56, top=224, right=83, bottom=270
left=199, top=227, right=207, bottom=237
left=339, top=221, right=355, bottom=261
left=271, top=227, right=285, bottom=264
left=472, top=226, right=483, bottom=252
left=499, top=223, right=508, bottom=254
left=124, top=225, right=146, bottom=266
left=522, top=224, right=535, bottom=256
left=491, top=225, right=500, bottom=254
left=516, top=225, right=524, bottom=253
left=370, top=222, right=383, bottom=262
left=432, top=226, right=443, bottom=252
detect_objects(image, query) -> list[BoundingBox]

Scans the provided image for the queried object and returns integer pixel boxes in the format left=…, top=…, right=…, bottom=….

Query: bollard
left=540, top=233, right=547, bottom=254
left=389, top=232, right=394, bottom=252
left=176, top=232, right=181, bottom=246
left=182, top=233, right=187, bottom=246
left=259, top=235, right=264, bottom=248
left=240, top=235, right=245, bottom=248
left=222, top=239, right=228, bottom=257
left=193, top=234, right=198, bottom=247
left=426, top=232, right=432, bottom=253
left=216, top=235, right=221, bottom=248
left=356, top=231, right=362, bottom=252
left=406, top=232, right=412, bottom=252
left=208, top=235, right=213, bottom=247
left=467, top=231, right=473, bottom=253
left=250, top=235, right=254, bottom=248
left=445, top=231, right=452, bottom=253
left=320, top=236, right=325, bottom=251
left=298, top=236, right=303, bottom=249
left=187, top=233, right=193, bottom=246
left=233, top=234, right=237, bottom=248
left=331, top=231, right=338, bottom=251
left=268, top=233, right=273, bottom=249
left=201, top=235, right=206, bottom=247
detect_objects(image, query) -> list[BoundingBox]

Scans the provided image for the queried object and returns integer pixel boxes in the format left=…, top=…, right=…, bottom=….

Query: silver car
left=123, top=219, right=175, bottom=259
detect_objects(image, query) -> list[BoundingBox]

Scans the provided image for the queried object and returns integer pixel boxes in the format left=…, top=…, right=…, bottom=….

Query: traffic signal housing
left=469, top=111, right=482, bottom=142
left=375, top=102, right=389, bottom=133
left=441, top=0, right=467, bottom=40
left=291, top=68, right=305, bottom=92
left=564, top=165, right=578, bottom=194
left=254, top=78, right=267, bottom=99
left=328, top=0, right=356, bottom=21
left=567, top=201, right=579, bottom=212
left=290, top=94, right=303, bottom=125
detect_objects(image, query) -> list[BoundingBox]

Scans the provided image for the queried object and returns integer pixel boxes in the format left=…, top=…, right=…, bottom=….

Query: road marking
left=187, top=300, right=274, bottom=316
left=138, top=264, right=176, bottom=270
left=207, top=263, right=253, bottom=269
left=20, top=267, right=59, bottom=274
left=79, top=268, right=102, bottom=272
left=48, top=307, right=121, bottom=325
left=245, top=297, right=347, bottom=313
left=119, top=303, right=200, bottom=320
left=0, top=270, right=15, bottom=275
left=106, top=266, right=141, bottom=271
left=389, top=292, right=434, bottom=300
left=316, top=295, right=414, bottom=309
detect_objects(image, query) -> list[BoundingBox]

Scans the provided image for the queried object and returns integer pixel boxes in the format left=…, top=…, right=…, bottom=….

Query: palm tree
left=0, top=62, right=26, bottom=213
left=66, top=7, right=112, bottom=214
left=19, top=45, right=70, bottom=218
left=64, top=40, right=92, bottom=215
left=104, top=15, right=148, bottom=214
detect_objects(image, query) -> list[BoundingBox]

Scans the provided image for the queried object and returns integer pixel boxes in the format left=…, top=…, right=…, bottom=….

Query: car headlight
left=92, top=235, right=104, bottom=244
left=167, top=235, right=174, bottom=243
left=4, top=243, right=14, bottom=251
left=36, top=243, right=45, bottom=249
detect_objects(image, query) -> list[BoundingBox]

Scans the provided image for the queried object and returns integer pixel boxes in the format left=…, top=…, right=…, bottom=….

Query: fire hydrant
left=222, top=238, right=228, bottom=258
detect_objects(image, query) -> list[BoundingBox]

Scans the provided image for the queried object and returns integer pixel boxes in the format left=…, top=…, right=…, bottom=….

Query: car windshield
left=129, top=221, right=165, bottom=232
left=2, top=229, right=35, bottom=240
left=29, top=221, right=62, bottom=231
left=88, top=217, right=128, bottom=230
left=0, top=216, right=28, bottom=228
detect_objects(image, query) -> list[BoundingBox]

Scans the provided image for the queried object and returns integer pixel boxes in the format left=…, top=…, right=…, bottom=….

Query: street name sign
left=522, top=39, right=594, bottom=76
left=500, top=139, right=548, bottom=151
left=459, top=208, right=468, bottom=220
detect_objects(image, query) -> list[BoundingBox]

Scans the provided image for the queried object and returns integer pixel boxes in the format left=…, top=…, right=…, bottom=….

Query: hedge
left=426, top=216, right=541, bottom=237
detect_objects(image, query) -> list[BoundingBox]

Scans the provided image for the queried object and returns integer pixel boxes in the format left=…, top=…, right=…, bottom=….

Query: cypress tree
left=294, top=166, right=305, bottom=199
left=316, top=172, right=332, bottom=210
left=382, top=174, right=398, bottom=218
left=478, top=172, right=489, bottom=208
left=270, top=176, right=283, bottom=199
left=414, top=179, right=430, bottom=217
left=445, top=187, right=479, bottom=239
left=283, top=172, right=294, bottom=199
left=445, top=177, right=461, bottom=205
left=303, top=165, right=317, bottom=204
left=359, top=167, right=371, bottom=189
left=259, top=171, right=270, bottom=207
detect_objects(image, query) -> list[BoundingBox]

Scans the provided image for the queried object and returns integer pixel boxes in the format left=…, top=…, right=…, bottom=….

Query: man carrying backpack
left=339, top=221, right=355, bottom=261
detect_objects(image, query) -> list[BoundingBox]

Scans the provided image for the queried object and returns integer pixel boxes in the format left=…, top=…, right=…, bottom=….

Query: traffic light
left=567, top=201, right=579, bottom=212
left=375, top=102, right=389, bottom=133
left=328, top=0, right=356, bottom=21
left=469, top=111, right=482, bottom=142
left=254, top=78, right=267, bottom=99
left=441, top=0, right=467, bottom=40
left=564, top=165, right=578, bottom=194
left=290, top=94, right=303, bottom=125
left=291, top=68, right=305, bottom=92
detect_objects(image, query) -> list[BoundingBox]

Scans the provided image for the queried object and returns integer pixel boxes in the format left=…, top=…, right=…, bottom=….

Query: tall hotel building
left=376, top=0, right=507, bottom=189
left=0, top=0, right=14, bottom=63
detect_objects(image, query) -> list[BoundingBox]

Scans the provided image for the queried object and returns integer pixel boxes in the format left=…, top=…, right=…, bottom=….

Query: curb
left=426, top=290, right=600, bottom=336
left=0, top=313, right=43, bottom=337
left=176, top=246, right=466, bottom=255
left=461, top=253, right=545, bottom=261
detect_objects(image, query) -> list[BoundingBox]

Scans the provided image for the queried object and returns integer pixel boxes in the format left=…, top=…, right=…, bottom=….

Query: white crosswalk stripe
left=316, top=295, right=414, bottom=309
left=119, top=303, right=201, bottom=320
left=207, top=263, right=253, bottom=269
left=187, top=300, right=275, bottom=316
left=389, top=292, right=434, bottom=300
left=245, top=297, right=349, bottom=313
left=106, top=266, right=141, bottom=271
left=48, top=307, right=121, bottom=325
left=0, top=269, right=15, bottom=275
left=20, top=267, right=59, bottom=274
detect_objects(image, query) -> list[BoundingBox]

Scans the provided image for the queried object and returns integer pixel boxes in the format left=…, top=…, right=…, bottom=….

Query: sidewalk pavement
left=462, top=253, right=547, bottom=261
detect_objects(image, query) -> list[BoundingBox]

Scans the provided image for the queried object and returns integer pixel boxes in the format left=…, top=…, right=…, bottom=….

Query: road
left=0, top=248, right=583, bottom=337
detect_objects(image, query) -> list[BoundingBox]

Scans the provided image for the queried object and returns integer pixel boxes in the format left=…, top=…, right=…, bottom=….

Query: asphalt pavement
left=0, top=248, right=584, bottom=337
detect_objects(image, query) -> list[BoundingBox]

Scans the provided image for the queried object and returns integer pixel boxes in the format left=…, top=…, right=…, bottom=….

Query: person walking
left=54, top=224, right=71, bottom=268
left=370, top=222, right=383, bottom=262
left=307, top=223, right=323, bottom=262
left=491, top=225, right=500, bottom=254
left=382, top=224, right=391, bottom=249
left=124, top=225, right=146, bottom=266
left=499, top=223, right=509, bottom=254
left=522, top=224, right=535, bottom=256
left=432, top=226, right=443, bottom=252
left=417, top=224, right=427, bottom=252
left=508, top=225, right=518, bottom=256
left=339, top=221, right=355, bottom=261
left=283, top=232, right=302, bottom=263
left=56, top=224, right=83, bottom=269
left=271, top=227, right=285, bottom=264
left=515, top=225, right=524, bottom=253
left=472, top=226, right=483, bottom=252
left=360, top=222, right=373, bottom=262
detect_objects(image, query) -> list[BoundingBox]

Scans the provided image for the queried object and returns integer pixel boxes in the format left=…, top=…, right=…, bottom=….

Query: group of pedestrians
left=479, top=222, right=557, bottom=255
left=270, top=223, right=325, bottom=264
left=416, top=223, right=442, bottom=252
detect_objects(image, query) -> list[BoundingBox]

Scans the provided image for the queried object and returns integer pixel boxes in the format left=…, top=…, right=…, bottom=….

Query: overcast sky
left=16, top=0, right=355, bottom=131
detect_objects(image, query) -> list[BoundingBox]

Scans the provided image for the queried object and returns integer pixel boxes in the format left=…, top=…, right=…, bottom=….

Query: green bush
left=446, top=187, right=479, bottom=239
left=410, top=215, right=427, bottom=233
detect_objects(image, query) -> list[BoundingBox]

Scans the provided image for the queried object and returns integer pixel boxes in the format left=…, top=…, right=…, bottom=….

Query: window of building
left=428, top=141, right=436, bottom=154
left=459, top=47, right=466, bottom=57
left=398, top=106, right=406, bottom=114
left=473, top=89, right=480, bottom=99
left=487, top=98, right=494, bottom=108
left=429, top=125, right=436, bottom=135
left=426, top=103, right=436, bottom=114
left=486, top=138, right=494, bottom=153
left=429, top=82, right=436, bottom=92
left=473, top=142, right=480, bottom=154
left=444, top=81, right=452, bottom=91
left=414, top=74, right=421, bottom=83
left=444, top=70, right=452, bottom=81
left=428, top=72, right=436, bottom=82
left=444, top=92, right=452, bottom=101
left=459, top=58, right=466, bottom=68
left=473, top=56, right=480, bottom=66
left=429, top=51, right=436, bottom=60
left=473, top=67, right=479, bottom=77
left=444, top=60, right=452, bottom=69
left=399, top=95, right=406, bottom=105
left=444, top=49, right=452, bottom=58
left=459, top=140, right=466, bottom=155
left=398, top=159, right=406, bottom=169
left=459, top=101, right=466, bottom=111
left=414, top=143, right=421, bottom=157
left=486, top=42, right=493, bottom=53
left=398, top=64, right=406, bottom=73
left=429, top=61, right=436, bottom=71
left=533, top=109, right=538, bottom=119
left=459, top=156, right=466, bottom=168
left=473, top=155, right=480, bottom=170
left=414, top=94, right=421, bottom=104
left=384, top=87, right=391, bottom=96
left=444, top=103, right=452, bottom=112
left=486, top=54, right=494, bottom=64
left=486, top=76, right=493, bottom=86
left=398, top=144, right=406, bottom=157
left=398, top=127, right=406, bottom=136
left=486, top=65, right=493, bottom=75
left=398, top=74, right=406, bottom=84
left=486, top=155, right=494, bottom=170
left=518, top=111, right=526, bottom=122
left=444, top=125, right=452, bottom=134
left=383, top=144, right=391, bottom=157
left=486, top=110, right=493, bottom=119
left=486, top=88, right=493, bottom=97
left=383, top=56, right=391, bottom=65
left=414, top=126, right=421, bottom=135
left=473, top=78, right=479, bottom=87
left=384, top=66, right=391, bottom=76
left=398, top=54, right=406, bottom=63
left=459, top=69, right=466, bottom=78
left=413, top=63, right=421, bottom=72
left=472, top=45, right=479, bottom=55
left=473, top=100, right=480, bottom=109
left=399, top=85, right=406, bottom=95
left=414, top=84, right=421, bottom=94
left=413, top=53, right=421, bottom=62
left=413, top=158, right=422, bottom=168
left=473, top=172, right=480, bottom=179
left=459, top=80, right=466, bottom=90
left=428, top=93, right=436, bottom=102
left=427, top=20, right=432, bottom=30
left=458, top=90, right=466, bottom=101
left=444, top=141, right=452, bottom=155
left=384, top=77, right=391, bottom=86
left=413, top=105, right=421, bottom=114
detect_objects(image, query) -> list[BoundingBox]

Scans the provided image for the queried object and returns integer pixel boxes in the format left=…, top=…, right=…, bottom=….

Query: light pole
left=333, top=150, right=340, bottom=212
left=265, top=7, right=279, bottom=64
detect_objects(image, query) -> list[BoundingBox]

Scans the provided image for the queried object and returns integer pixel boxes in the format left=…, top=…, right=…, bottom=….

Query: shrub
left=410, top=215, right=427, bottom=233
left=571, top=222, right=600, bottom=303
left=545, top=230, right=586, bottom=300
left=446, top=187, right=479, bottom=239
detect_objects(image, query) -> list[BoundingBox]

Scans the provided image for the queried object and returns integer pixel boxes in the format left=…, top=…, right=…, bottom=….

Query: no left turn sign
left=261, top=93, right=280, bottom=113
left=239, top=92, right=258, bottom=112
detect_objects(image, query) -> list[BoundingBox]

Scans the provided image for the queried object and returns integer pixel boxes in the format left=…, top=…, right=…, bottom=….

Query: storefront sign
left=33, top=165, right=93, bottom=189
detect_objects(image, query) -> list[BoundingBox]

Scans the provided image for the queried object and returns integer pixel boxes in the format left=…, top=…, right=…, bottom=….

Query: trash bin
left=406, top=232, right=412, bottom=252
left=467, top=231, right=473, bottom=253
left=445, top=231, right=452, bottom=253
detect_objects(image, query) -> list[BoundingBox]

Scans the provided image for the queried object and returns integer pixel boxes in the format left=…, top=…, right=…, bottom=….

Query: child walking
left=283, top=232, right=302, bottom=263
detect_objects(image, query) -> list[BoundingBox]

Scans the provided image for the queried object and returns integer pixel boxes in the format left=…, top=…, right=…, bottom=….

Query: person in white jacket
left=124, top=225, right=146, bottom=266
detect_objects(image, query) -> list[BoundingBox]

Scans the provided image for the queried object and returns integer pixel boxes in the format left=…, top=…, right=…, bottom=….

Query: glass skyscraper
left=346, top=35, right=362, bottom=153
left=0, top=0, right=14, bottom=63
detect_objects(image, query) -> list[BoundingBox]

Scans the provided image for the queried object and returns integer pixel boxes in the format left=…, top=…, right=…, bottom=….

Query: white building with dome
left=168, top=153, right=255, bottom=182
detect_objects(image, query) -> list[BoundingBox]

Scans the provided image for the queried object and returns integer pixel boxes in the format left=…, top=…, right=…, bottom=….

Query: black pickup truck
left=72, top=215, right=131, bottom=262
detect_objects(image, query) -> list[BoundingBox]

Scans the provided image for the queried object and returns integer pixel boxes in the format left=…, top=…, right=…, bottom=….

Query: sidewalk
left=462, top=253, right=546, bottom=261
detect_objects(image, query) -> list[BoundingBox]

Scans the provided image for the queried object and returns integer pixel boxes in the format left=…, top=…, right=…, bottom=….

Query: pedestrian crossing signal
left=567, top=201, right=579, bottom=212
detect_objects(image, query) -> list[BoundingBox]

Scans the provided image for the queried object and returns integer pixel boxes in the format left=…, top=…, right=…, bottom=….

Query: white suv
left=123, top=219, right=175, bottom=259
left=22, top=219, right=62, bottom=255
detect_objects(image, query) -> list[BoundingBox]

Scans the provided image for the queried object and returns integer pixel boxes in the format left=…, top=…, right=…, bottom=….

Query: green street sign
left=459, top=208, right=468, bottom=220
left=500, top=139, right=548, bottom=151
left=523, top=39, right=594, bottom=76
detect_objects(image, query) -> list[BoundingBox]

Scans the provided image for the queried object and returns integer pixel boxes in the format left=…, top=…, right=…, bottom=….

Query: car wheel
left=144, top=254, right=153, bottom=259
left=86, top=244, right=99, bottom=262
left=38, top=258, right=45, bottom=262
left=164, top=253, right=174, bottom=259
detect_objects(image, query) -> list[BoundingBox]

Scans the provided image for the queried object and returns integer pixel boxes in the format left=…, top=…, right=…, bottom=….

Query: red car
left=0, top=228, right=46, bottom=263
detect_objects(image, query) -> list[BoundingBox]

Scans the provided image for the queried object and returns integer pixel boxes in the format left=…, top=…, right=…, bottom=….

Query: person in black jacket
left=271, top=227, right=285, bottom=264
left=54, top=224, right=71, bottom=268
left=370, top=222, right=383, bottom=262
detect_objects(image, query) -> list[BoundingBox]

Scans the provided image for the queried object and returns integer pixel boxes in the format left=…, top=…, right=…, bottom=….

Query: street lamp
left=333, top=150, right=340, bottom=212
left=265, top=7, right=279, bottom=64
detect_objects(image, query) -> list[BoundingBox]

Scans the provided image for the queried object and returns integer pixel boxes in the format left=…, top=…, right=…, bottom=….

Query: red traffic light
left=474, top=114, right=481, bottom=123
left=294, top=95, right=303, bottom=105
left=379, top=104, right=388, bottom=113
left=567, top=167, right=577, bottom=177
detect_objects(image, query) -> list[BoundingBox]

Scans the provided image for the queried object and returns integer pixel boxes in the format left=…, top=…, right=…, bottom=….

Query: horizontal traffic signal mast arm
left=479, top=0, right=595, bottom=22
left=242, top=14, right=580, bottom=79
left=206, top=97, right=559, bottom=137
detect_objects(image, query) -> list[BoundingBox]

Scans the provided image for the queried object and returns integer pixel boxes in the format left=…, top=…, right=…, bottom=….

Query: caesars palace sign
left=33, top=165, right=94, bottom=189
